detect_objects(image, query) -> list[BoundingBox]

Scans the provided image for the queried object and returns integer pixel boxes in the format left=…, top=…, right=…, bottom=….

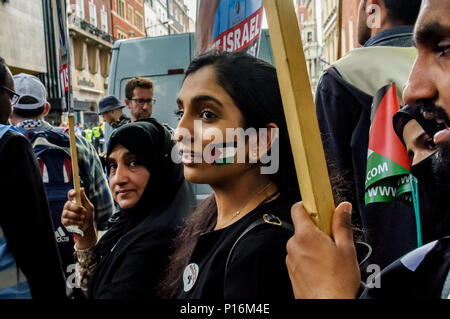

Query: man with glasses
left=124, top=77, right=155, bottom=122
left=0, top=66, right=19, bottom=124
left=0, top=57, right=67, bottom=298
left=0, top=85, right=19, bottom=116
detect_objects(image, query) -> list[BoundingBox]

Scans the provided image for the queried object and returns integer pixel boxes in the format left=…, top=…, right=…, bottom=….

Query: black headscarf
left=393, top=106, right=450, bottom=243
left=95, top=118, right=185, bottom=256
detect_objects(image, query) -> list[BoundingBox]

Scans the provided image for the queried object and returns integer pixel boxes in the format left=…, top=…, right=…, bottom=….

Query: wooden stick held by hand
left=263, top=0, right=335, bottom=235
left=67, top=115, right=84, bottom=237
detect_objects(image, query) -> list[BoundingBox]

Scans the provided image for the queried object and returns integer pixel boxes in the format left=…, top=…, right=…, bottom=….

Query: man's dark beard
left=429, top=140, right=450, bottom=239
left=433, top=139, right=450, bottom=186
left=411, top=134, right=450, bottom=242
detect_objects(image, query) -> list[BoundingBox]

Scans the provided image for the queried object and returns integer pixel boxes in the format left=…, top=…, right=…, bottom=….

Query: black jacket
left=361, top=237, right=450, bottom=299
left=176, top=194, right=295, bottom=299
left=0, top=131, right=66, bottom=298
left=315, top=27, right=418, bottom=269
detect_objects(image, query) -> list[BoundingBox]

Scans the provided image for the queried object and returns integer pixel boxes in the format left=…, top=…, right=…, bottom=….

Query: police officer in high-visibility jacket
left=84, top=127, right=93, bottom=143
left=92, top=124, right=103, bottom=154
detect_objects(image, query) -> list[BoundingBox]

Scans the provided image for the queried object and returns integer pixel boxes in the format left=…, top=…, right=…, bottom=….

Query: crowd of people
left=0, top=0, right=449, bottom=300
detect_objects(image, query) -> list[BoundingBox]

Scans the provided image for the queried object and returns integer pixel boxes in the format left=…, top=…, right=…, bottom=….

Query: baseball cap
left=13, top=73, right=47, bottom=110
left=98, top=95, right=124, bottom=115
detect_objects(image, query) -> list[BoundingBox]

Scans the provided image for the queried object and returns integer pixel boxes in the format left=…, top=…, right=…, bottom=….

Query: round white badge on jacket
left=183, top=263, right=199, bottom=292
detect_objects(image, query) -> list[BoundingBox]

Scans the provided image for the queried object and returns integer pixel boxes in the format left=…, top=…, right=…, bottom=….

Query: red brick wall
left=111, top=0, right=145, bottom=39
left=70, top=0, right=112, bottom=34
left=297, top=8, right=309, bottom=33
left=296, top=0, right=310, bottom=44
left=342, top=0, right=361, bottom=53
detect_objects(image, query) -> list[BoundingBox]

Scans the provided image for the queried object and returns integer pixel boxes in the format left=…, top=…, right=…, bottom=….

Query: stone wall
left=0, top=0, right=46, bottom=73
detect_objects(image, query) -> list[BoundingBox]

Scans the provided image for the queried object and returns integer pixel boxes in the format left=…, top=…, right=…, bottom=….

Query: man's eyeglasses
left=0, top=86, right=20, bottom=105
left=130, top=98, right=156, bottom=106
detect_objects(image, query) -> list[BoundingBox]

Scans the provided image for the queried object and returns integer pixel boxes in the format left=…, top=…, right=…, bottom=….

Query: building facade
left=144, top=0, right=192, bottom=37
left=296, top=0, right=309, bottom=41
left=0, top=0, right=64, bottom=124
left=321, top=0, right=339, bottom=64
left=112, top=0, right=146, bottom=40
left=0, top=0, right=47, bottom=74
left=67, top=0, right=114, bottom=125
left=144, top=0, right=170, bottom=37
left=296, top=0, right=321, bottom=94
left=321, top=0, right=361, bottom=64
left=341, top=0, right=360, bottom=54
left=166, top=0, right=190, bottom=34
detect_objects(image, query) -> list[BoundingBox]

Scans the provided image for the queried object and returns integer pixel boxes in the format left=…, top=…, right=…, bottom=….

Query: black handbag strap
left=224, top=213, right=294, bottom=276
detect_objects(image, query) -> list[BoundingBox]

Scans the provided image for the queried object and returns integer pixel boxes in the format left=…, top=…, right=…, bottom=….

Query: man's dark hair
left=13, top=106, right=45, bottom=117
left=12, top=96, right=45, bottom=117
left=125, top=77, right=153, bottom=100
left=384, top=0, right=422, bottom=25
left=0, top=57, right=8, bottom=87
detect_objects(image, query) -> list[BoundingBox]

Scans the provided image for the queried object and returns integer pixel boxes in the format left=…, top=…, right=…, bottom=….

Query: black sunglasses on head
left=0, top=86, right=20, bottom=105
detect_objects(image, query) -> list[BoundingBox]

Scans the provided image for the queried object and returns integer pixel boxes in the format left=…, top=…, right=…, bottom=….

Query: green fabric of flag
left=365, top=83, right=412, bottom=204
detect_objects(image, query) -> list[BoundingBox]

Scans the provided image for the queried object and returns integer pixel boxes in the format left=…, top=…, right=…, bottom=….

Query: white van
left=107, top=30, right=275, bottom=200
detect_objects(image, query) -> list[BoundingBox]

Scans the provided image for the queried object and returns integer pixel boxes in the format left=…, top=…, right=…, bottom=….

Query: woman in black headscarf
left=61, top=118, right=195, bottom=299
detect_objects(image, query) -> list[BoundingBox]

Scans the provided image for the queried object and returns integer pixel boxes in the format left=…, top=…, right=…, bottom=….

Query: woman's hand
left=61, top=188, right=97, bottom=249
left=286, top=201, right=361, bottom=299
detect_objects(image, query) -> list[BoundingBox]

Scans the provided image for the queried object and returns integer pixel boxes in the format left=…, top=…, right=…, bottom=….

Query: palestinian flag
left=209, top=141, right=238, bottom=166
left=365, top=83, right=412, bottom=204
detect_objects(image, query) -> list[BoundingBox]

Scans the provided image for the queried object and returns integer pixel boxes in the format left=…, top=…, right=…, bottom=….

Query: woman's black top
left=176, top=193, right=295, bottom=299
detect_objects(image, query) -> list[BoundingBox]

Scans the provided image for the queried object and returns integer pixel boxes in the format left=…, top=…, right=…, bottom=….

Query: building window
left=301, top=13, right=304, bottom=23
left=76, top=0, right=84, bottom=19
left=89, top=2, right=97, bottom=27
left=307, top=31, right=313, bottom=42
left=116, top=0, right=125, bottom=18
left=117, top=28, right=128, bottom=39
left=136, top=12, right=144, bottom=32
left=101, top=8, right=108, bottom=33
left=128, top=5, right=134, bottom=24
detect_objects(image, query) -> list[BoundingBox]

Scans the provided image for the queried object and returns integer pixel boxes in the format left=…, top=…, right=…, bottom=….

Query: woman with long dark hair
left=61, top=118, right=195, bottom=298
left=159, top=52, right=301, bottom=299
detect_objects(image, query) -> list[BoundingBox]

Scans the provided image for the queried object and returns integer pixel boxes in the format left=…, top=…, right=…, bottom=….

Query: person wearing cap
left=10, top=73, right=115, bottom=238
left=0, top=57, right=67, bottom=298
left=98, top=96, right=130, bottom=169
left=98, top=95, right=130, bottom=129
